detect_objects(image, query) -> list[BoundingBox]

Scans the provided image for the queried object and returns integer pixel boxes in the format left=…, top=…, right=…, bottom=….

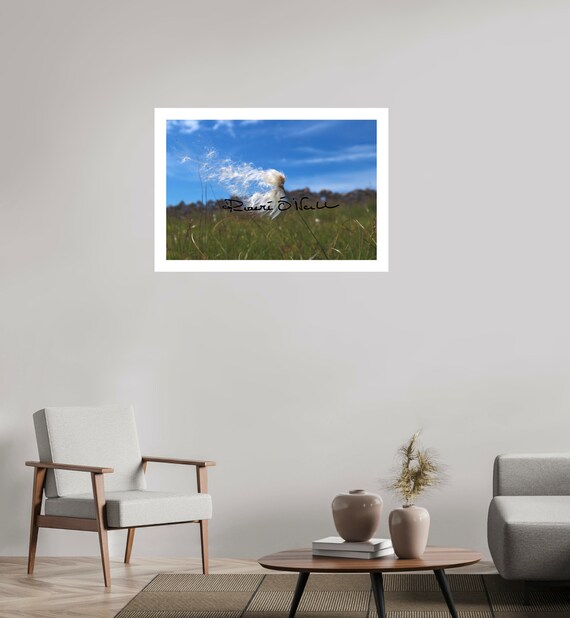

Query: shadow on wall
left=0, top=434, right=31, bottom=553
left=216, top=508, right=335, bottom=559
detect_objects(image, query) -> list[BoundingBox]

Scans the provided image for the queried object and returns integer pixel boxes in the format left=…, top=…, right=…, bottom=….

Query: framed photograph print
left=154, top=108, right=388, bottom=272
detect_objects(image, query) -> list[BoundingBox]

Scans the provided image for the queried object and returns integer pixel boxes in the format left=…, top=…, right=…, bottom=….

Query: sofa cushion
left=45, top=490, right=212, bottom=528
left=488, top=496, right=570, bottom=580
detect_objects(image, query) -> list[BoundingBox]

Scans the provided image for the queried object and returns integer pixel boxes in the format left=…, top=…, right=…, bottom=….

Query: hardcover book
left=312, top=536, right=392, bottom=553
left=312, top=547, right=395, bottom=560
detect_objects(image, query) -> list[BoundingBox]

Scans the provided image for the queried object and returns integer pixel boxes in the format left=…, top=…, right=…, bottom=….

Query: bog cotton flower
left=262, top=169, right=286, bottom=187
left=195, top=150, right=287, bottom=219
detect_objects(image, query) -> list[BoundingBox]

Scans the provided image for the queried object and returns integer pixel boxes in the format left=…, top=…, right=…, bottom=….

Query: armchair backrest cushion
left=33, top=405, right=146, bottom=497
left=493, top=453, right=570, bottom=497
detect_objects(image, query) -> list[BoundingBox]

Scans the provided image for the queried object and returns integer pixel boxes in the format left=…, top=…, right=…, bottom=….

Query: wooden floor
left=0, top=557, right=497, bottom=618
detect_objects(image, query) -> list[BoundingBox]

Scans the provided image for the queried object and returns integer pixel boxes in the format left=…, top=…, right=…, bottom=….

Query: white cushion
left=34, top=406, right=146, bottom=497
left=45, top=490, right=212, bottom=528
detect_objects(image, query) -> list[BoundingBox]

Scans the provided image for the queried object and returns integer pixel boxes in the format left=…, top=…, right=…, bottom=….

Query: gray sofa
left=488, top=453, right=570, bottom=581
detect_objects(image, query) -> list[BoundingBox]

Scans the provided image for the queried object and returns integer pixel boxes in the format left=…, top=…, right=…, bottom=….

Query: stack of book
left=312, top=536, right=394, bottom=559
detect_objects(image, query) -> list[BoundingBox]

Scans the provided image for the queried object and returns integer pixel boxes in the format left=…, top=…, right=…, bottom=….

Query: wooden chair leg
left=196, top=467, right=210, bottom=575
left=91, top=473, right=111, bottom=587
left=125, top=528, right=135, bottom=564
left=199, top=520, right=209, bottom=574
left=27, top=467, right=46, bottom=575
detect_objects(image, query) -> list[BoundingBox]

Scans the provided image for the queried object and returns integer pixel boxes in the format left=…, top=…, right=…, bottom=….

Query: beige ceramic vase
left=331, top=489, right=383, bottom=542
left=388, top=505, right=430, bottom=559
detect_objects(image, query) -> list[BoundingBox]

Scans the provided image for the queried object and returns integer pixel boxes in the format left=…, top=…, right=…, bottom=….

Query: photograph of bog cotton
left=154, top=108, right=388, bottom=272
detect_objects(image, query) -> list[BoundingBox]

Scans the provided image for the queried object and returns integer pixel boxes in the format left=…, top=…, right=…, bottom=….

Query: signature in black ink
left=222, top=196, right=340, bottom=213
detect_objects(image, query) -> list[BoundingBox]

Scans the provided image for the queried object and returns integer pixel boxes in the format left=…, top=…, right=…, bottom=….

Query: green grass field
left=166, top=200, right=376, bottom=261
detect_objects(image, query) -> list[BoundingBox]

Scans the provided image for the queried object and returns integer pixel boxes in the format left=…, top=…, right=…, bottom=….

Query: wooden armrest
left=142, top=456, right=216, bottom=468
left=25, top=461, right=114, bottom=474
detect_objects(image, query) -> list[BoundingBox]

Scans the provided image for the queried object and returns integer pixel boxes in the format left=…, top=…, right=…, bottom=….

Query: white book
left=312, top=536, right=392, bottom=553
left=313, top=547, right=395, bottom=560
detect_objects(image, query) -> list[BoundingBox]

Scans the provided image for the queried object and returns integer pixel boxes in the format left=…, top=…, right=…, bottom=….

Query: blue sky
left=166, top=119, right=377, bottom=205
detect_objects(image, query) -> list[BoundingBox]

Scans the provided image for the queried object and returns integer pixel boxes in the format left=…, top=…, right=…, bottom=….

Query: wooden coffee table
left=258, top=546, right=482, bottom=618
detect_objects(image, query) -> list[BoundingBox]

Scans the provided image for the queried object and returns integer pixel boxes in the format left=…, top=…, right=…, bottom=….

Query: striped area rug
left=115, top=572, right=570, bottom=617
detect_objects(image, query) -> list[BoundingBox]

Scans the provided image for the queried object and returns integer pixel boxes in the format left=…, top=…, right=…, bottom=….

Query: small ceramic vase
left=331, top=489, right=383, bottom=542
left=388, top=505, right=430, bottom=559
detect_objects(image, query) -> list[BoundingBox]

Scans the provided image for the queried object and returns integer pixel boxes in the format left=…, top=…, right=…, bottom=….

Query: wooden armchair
left=26, top=405, right=215, bottom=587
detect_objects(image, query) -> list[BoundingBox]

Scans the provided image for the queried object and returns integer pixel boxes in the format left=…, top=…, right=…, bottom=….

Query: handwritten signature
left=222, top=196, right=340, bottom=213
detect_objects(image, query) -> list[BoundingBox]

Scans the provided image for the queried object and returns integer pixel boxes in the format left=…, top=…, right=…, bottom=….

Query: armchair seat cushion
left=488, top=496, right=570, bottom=580
left=45, top=490, right=212, bottom=528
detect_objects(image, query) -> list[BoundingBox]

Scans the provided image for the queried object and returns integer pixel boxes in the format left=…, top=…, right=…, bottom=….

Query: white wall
left=2, top=0, right=570, bottom=561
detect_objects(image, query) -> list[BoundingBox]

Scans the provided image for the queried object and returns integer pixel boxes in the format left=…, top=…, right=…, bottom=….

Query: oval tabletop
left=258, top=546, right=482, bottom=573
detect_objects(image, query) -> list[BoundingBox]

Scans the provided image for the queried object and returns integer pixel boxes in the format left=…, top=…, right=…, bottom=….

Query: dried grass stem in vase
left=387, top=431, right=444, bottom=559
left=389, top=431, right=441, bottom=506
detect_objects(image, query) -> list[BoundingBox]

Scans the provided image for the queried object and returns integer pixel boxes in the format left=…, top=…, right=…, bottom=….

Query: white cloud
left=288, top=144, right=376, bottom=165
left=289, top=120, right=338, bottom=137
left=213, top=120, right=235, bottom=136
left=167, top=120, right=202, bottom=134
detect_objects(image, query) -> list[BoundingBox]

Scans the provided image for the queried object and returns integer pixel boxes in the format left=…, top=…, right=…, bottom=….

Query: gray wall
left=2, top=0, right=570, bottom=560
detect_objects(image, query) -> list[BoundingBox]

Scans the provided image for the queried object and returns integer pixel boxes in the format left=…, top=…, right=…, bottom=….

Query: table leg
left=434, top=569, right=458, bottom=618
left=288, top=571, right=309, bottom=618
left=370, top=572, right=386, bottom=618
